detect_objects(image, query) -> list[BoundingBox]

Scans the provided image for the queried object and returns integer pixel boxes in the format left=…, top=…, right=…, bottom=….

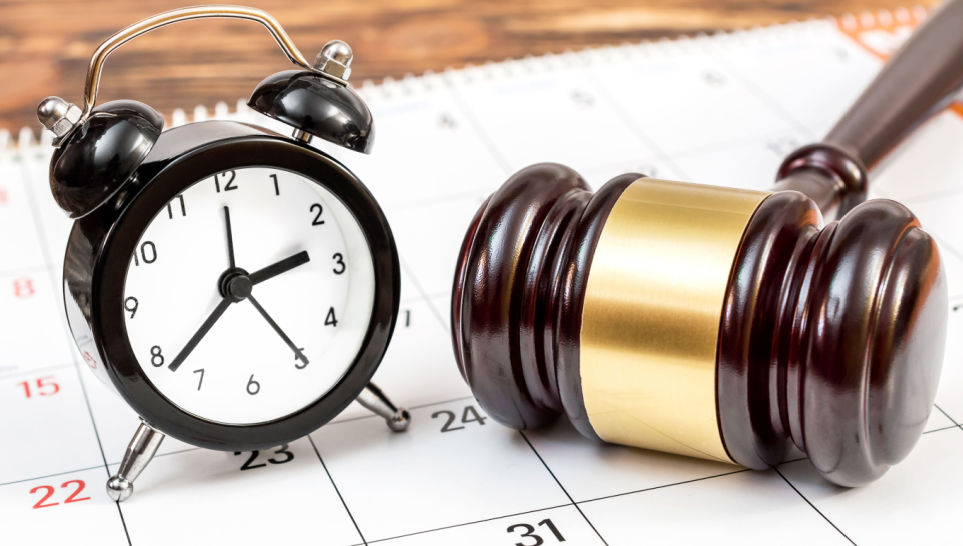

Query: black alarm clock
left=36, top=5, right=409, bottom=502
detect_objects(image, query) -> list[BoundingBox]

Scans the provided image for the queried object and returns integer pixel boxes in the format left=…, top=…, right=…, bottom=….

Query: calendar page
left=2, top=7, right=962, bottom=545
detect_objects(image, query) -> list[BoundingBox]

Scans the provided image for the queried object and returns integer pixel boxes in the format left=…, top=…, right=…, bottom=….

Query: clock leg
left=356, top=382, right=410, bottom=432
left=106, top=420, right=165, bottom=502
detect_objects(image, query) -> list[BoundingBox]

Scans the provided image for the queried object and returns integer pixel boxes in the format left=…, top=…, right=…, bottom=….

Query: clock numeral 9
left=124, top=296, right=138, bottom=319
left=332, top=252, right=346, bottom=275
left=310, top=203, right=325, bottom=226
left=132, top=241, right=157, bottom=266
left=247, top=374, right=261, bottom=395
left=214, top=170, right=237, bottom=192
left=149, top=345, right=164, bottom=367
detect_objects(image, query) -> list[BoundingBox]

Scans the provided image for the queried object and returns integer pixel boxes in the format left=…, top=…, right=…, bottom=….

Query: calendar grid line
left=934, top=404, right=960, bottom=427
left=307, top=434, right=368, bottom=546
left=711, top=52, right=821, bottom=143
left=774, top=467, right=857, bottom=545
left=584, top=72, right=692, bottom=182
left=519, top=430, right=610, bottom=546
left=327, top=395, right=476, bottom=427
left=0, top=360, right=76, bottom=380
left=443, top=78, right=515, bottom=177
left=17, top=156, right=134, bottom=546
left=356, top=502, right=575, bottom=545
left=398, top=258, right=449, bottom=331
left=575, top=467, right=751, bottom=506
left=0, top=264, right=54, bottom=277
left=0, top=463, right=107, bottom=488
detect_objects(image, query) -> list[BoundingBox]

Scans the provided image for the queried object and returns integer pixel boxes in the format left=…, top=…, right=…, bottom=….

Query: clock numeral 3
left=310, top=203, right=325, bottom=225
left=332, top=252, right=346, bottom=275
left=214, top=170, right=237, bottom=192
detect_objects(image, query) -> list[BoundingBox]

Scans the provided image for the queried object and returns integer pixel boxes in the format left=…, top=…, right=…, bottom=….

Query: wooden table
left=0, top=0, right=935, bottom=131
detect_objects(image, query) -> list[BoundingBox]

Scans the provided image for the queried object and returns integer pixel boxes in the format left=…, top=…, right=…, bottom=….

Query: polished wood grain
left=0, top=0, right=938, bottom=131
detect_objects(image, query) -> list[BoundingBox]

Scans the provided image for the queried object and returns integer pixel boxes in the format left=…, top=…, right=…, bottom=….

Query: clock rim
left=89, top=132, right=400, bottom=450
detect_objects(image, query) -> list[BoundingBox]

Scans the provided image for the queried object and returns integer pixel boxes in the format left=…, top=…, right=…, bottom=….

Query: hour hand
left=168, top=297, right=232, bottom=371
left=249, top=251, right=310, bottom=285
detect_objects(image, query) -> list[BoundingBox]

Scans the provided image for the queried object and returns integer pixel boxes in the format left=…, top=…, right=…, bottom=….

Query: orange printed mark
left=837, top=7, right=962, bottom=119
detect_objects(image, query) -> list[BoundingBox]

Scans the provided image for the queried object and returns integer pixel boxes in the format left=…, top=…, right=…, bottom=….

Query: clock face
left=122, top=166, right=376, bottom=425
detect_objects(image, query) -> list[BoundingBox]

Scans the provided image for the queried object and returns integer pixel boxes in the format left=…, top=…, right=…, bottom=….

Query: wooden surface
left=0, top=0, right=937, bottom=131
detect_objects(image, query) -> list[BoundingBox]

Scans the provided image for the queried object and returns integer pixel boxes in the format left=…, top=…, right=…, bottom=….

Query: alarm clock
left=36, top=5, right=409, bottom=502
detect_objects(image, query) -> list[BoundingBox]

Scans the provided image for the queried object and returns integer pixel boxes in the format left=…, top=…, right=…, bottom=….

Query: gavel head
left=451, top=163, right=947, bottom=486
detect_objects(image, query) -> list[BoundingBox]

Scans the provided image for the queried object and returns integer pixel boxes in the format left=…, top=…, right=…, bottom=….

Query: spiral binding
left=1, top=5, right=929, bottom=152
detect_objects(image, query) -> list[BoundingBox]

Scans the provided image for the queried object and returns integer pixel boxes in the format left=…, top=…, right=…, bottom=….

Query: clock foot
left=106, top=420, right=165, bottom=502
left=357, top=382, right=410, bottom=432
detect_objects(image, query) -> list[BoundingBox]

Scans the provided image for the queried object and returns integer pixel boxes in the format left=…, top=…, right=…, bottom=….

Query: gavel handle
left=775, top=0, right=963, bottom=220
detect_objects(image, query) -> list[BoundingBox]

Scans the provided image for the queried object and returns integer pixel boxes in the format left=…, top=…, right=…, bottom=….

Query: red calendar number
left=0, top=187, right=8, bottom=205
left=13, top=278, right=35, bottom=298
left=82, top=350, right=98, bottom=370
left=19, top=375, right=60, bottom=398
left=29, top=480, right=90, bottom=509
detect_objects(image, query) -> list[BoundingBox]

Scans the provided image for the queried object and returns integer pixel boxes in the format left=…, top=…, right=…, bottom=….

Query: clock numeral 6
left=247, top=374, right=261, bottom=395
left=332, top=252, right=346, bottom=275
left=132, top=241, right=157, bottom=266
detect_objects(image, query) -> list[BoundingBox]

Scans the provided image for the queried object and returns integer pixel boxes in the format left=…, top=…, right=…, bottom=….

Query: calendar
left=2, top=6, right=962, bottom=545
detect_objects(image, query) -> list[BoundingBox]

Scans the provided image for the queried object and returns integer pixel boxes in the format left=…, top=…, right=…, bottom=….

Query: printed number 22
left=30, top=480, right=90, bottom=509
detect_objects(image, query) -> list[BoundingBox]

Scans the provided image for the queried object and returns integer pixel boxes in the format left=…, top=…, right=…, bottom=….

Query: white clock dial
left=123, top=167, right=376, bottom=425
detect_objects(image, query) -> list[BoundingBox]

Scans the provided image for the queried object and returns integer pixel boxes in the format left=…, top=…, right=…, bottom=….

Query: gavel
left=452, top=0, right=963, bottom=486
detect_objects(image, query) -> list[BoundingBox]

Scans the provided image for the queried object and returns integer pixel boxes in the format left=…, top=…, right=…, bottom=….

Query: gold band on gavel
left=579, top=178, right=769, bottom=463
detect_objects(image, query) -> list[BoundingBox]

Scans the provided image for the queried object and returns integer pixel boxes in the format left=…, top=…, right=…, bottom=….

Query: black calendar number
left=234, top=444, right=295, bottom=470
left=432, top=404, right=487, bottom=432
left=507, top=518, right=566, bottom=546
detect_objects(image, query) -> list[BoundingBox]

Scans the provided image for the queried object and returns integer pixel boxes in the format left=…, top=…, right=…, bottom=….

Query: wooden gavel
left=452, top=0, right=963, bottom=486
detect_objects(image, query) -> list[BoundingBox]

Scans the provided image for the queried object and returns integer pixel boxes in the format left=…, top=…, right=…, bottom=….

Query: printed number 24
left=431, top=405, right=486, bottom=432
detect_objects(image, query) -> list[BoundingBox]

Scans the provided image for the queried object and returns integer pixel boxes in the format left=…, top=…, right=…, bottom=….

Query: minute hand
left=249, top=251, right=310, bottom=285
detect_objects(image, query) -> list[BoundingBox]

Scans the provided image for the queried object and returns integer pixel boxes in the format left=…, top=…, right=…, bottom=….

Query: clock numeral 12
left=214, top=171, right=237, bottom=192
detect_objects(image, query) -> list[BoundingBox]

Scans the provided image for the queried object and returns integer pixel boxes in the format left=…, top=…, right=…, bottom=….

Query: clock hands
left=249, top=251, right=310, bottom=285
left=167, top=297, right=232, bottom=371
left=167, top=206, right=312, bottom=372
left=223, top=206, right=236, bottom=268
left=247, top=294, right=310, bottom=365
